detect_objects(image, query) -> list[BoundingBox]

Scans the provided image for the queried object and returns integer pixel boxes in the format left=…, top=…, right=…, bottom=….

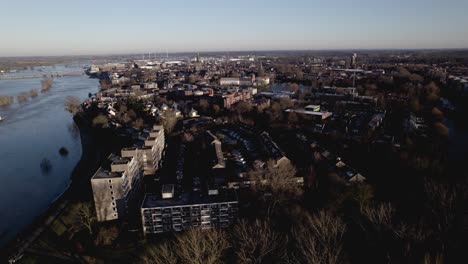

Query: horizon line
left=2, top=47, right=468, bottom=58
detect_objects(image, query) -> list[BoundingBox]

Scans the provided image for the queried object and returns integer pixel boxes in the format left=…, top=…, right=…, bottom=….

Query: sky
left=1, top=0, right=468, bottom=56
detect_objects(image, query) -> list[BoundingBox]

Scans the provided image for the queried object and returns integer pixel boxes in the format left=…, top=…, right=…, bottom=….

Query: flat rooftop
left=285, top=109, right=333, bottom=119
left=111, top=157, right=131, bottom=165
left=92, top=167, right=124, bottom=179
left=141, top=189, right=238, bottom=209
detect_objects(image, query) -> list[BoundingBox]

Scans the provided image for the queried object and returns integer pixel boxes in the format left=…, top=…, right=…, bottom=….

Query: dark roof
left=141, top=189, right=238, bottom=209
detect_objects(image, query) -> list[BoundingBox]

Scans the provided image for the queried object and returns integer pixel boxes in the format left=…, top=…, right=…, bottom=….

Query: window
left=110, top=191, right=113, bottom=195
left=113, top=207, right=116, bottom=211
left=108, top=179, right=112, bottom=183
left=111, top=196, right=115, bottom=200
left=113, top=213, right=117, bottom=217
left=112, top=202, right=115, bottom=206
left=110, top=185, right=113, bottom=189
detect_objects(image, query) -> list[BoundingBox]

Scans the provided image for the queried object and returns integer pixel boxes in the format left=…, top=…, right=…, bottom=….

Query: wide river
left=0, top=63, right=98, bottom=247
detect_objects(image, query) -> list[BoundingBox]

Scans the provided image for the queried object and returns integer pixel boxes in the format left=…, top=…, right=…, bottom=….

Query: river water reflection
left=0, top=63, right=98, bottom=247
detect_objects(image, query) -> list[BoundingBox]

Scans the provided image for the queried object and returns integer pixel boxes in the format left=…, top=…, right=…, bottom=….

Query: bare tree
left=293, top=211, right=347, bottom=264
left=424, top=180, right=458, bottom=235
left=140, top=242, right=177, bottom=264
left=71, top=202, right=96, bottom=235
left=199, top=99, right=209, bottom=112
left=175, top=228, right=229, bottom=264
left=423, top=252, right=444, bottom=264
left=234, top=219, right=286, bottom=264
left=352, top=184, right=374, bottom=210
left=41, top=79, right=53, bottom=92
left=30, top=89, right=39, bottom=97
left=0, top=95, right=14, bottom=107
left=94, top=225, right=119, bottom=246
left=249, top=159, right=301, bottom=215
left=212, top=104, right=221, bottom=115
left=394, top=221, right=431, bottom=258
left=250, top=159, right=299, bottom=194
left=360, top=202, right=395, bottom=233
left=235, top=101, right=253, bottom=114
left=161, top=109, right=178, bottom=134
left=17, top=91, right=34, bottom=103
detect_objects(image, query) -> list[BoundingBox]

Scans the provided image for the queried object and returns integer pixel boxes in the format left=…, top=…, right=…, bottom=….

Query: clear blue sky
left=1, top=0, right=468, bottom=56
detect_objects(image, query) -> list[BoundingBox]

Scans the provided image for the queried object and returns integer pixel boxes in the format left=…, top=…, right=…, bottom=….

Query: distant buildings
left=285, top=107, right=333, bottom=121
left=447, top=75, right=468, bottom=96
left=220, top=76, right=270, bottom=86
left=311, top=142, right=366, bottom=184
left=351, top=53, right=357, bottom=68
left=220, top=77, right=243, bottom=86
left=255, top=76, right=270, bottom=86
left=259, top=131, right=291, bottom=167
left=221, top=90, right=253, bottom=109
left=207, top=131, right=226, bottom=169
left=188, top=108, right=199, bottom=118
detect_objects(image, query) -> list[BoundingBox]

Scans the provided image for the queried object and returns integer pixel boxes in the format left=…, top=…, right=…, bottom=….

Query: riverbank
left=1, top=114, right=100, bottom=262
left=1, top=110, right=134, bottom=262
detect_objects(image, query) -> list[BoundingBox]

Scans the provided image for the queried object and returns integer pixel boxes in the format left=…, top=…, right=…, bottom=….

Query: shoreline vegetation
left=0, top=79, right=53, bottom=107
left=0, top=96, right=14, bottom=107
left=16, top=89, right=39, bottom=103
left=41, top=79, right=53, bottom=92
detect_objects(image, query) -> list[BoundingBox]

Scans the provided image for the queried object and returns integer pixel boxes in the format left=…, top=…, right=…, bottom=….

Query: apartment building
left=91, top=125, right=165, bottom=222
left=141, top=186, right=238, bottom=235
left=222, top=90, right=252, bottom=109
left=144, top=125, right=165, bottom=175
left=91, top=153, right=143, bottom=222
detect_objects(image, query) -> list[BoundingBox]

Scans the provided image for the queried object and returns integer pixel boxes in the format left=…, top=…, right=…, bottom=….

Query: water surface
left=0, top=63, right=98, bottom=247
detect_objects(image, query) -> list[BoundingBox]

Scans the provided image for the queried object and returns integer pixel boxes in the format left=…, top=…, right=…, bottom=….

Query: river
left=0, top=63, right=98, bottom=248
